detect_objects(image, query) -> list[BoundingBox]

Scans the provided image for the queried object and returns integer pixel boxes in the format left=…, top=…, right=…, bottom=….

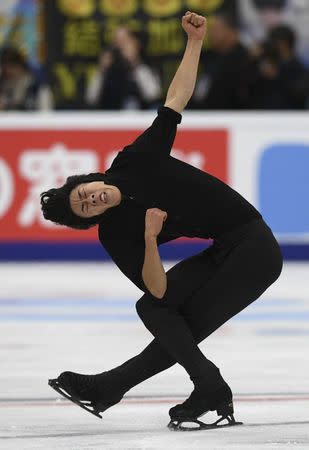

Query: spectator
left=268, top=25, right=309, bottom=108
left=249, top=44, right=285, bottom=109
left=192, top=13, right=252, bottom=109
left=238, top=0, right=309, bottom=67
left=0, top=47, right=52, bottom=111
left=86, top=27, right=161, bottom=110
left=249, top=25, right=309, bottom=109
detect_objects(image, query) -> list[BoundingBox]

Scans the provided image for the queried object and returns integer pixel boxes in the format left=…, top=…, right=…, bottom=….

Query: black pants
left=109, top=218, right=283, bottom=393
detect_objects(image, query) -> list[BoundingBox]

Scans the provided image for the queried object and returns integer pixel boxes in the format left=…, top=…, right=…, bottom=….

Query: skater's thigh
left=182, top=236, right=281, bottom=341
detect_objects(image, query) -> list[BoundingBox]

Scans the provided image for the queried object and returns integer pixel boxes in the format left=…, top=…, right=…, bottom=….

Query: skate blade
left=48, top=378, right=102, bottom=419
left=168, top=414, right=243, bottom=431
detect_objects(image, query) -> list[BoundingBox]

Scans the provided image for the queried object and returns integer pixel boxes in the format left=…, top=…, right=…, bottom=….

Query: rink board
left=0, top=112, right=308, bottom=260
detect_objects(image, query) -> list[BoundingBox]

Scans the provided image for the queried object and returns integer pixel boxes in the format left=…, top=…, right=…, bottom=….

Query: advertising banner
left=0, top=124, right=227, bottom=243
left=232, top=122, right=309, bottom=244
left=1, top=112, right=308, bottom=260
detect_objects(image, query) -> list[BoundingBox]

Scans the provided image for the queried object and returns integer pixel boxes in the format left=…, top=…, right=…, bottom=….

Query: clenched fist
left=145, top=208, right=168, bottom=238
left=182, top=11, right=207, bottom=41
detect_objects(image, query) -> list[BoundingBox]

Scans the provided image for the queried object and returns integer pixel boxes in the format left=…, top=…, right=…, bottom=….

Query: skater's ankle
left=94, top=371, right=130, bottom=395
left=191, top=372, right=227, bottom=393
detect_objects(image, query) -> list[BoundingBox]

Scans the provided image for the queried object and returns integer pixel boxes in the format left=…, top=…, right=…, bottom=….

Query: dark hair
left=0, top=46, right=28, bottom=70
left=269, top=25, right=296, bottom=50
left=262, top=42, right=281, bottom=65
left=40, top=172, right=109, bottom=230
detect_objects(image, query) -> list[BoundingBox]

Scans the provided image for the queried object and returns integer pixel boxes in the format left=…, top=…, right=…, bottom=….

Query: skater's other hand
left=182, top=11, right=207, bottom=41
left=145, top=208, right=167, bottom=238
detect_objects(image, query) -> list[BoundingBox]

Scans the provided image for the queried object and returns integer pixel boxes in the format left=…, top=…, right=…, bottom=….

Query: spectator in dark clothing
left=250, top=25, right=309, bottom=109
left=268, top=25, right=309, bottom=109
left=249, top=44, right=285, bottom=109
left=86, top=27, right=161, bottom=110
left=0, top=47, right=52, bottom=111
left=94, top=46, right=136, bottom=110
left=192, top=13, right=252, bottom=109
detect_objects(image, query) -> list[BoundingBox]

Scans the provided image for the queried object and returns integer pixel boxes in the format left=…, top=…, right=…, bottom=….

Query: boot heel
left=216, top=399, right=234, bottom=416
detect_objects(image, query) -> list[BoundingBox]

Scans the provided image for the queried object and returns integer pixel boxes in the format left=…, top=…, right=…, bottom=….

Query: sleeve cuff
left=157, top=105, right=182, bottom=124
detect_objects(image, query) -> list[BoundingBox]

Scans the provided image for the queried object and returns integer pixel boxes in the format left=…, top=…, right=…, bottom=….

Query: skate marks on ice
left=1, top=408, right=309, bottom=450
left=0, top=263, right=308, bottom=448
left=1, top=396, right=309, bottom=444
left=3, top=421, right=309, bottom=440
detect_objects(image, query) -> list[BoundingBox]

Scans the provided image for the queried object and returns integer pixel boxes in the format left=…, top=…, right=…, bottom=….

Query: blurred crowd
left=0, top=47, right=52, bottom=111
left=192, top=13, right=309, bottom=109
left=1, top=6, right=309, bottom=111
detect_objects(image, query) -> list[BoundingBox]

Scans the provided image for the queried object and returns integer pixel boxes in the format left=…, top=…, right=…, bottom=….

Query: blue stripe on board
left=0, top=311, right=309, bottom=321
left=0, top=241, right=210, bottom=261
left=0, top=242, right=309, bottom=261
left=0, top=298, right=303, bottom=308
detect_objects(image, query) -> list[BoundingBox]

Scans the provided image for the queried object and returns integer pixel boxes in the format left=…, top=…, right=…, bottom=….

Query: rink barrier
left=0, top=112, right=308, bottom=260
left=0, top=241, right=308, bottom=261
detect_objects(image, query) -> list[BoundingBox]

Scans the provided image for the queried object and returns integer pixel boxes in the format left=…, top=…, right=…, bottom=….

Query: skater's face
left=70, top=181, right=122, bottom=218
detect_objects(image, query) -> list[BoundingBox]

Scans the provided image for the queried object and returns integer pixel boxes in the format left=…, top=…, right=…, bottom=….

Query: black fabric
left=107, top=218, right=283, bottom=392
left=279, top=58, right=309, bottom=109
left=97, top=48, right=139, bottom=110
left=95, top=108, right=282, bottom=394
left=99, top=105, right=261, bottom=294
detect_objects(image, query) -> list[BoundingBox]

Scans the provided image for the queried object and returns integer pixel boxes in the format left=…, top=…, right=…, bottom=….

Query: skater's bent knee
left=135, top=298, right=144, bottom=317
left=135, top=294, right=163, bottom=319
left=264, top=241, right=283, bottom=285
left=274, top=252, right=283, bottom=281
left=135, top=296, right=151, bottom=318
left=270, top=243, right=283, bottom=283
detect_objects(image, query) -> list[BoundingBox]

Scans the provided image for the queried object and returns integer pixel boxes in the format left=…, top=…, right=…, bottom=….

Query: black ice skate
left=49, top=371, right=125, bottom=419
left=168, top=383, right=243, bottom=431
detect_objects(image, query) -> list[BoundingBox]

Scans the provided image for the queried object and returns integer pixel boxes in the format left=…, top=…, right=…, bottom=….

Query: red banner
left=0, top=128, right=227, bottom=241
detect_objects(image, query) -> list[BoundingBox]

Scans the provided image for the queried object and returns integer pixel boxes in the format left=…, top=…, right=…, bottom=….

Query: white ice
left=0, top=261, right=308, bottom=449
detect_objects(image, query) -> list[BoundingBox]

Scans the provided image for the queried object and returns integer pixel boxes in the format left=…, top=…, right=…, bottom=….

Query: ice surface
left=0, top=262, right=308, bottom=449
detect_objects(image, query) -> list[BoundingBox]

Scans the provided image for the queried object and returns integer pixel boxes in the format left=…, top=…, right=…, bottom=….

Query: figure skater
left=41, top=11, right=283, bottom=431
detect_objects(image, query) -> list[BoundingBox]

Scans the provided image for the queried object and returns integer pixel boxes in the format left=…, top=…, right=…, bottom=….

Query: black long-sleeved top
left=98, top=106, right=261, bottom=293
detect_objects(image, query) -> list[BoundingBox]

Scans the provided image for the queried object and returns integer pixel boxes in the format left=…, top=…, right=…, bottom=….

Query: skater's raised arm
left=112, top=11, right=207, bottom=160
left=164, top=11, right=207, bottom=114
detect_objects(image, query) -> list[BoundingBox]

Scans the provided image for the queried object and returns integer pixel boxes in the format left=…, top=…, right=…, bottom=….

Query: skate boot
left=168, top=382, right=243, bottom=431
left=49, top=370, right=126, bottom=419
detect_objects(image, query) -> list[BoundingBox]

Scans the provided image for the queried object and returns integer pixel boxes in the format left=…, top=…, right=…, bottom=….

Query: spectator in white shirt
left=86, top=27, right=161, bottom=110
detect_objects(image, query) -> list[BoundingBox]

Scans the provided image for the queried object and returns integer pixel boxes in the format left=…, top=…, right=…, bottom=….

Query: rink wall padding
left=0, top=112, right=308, bottom=261
left=0, top=242, right=308, bottom=261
